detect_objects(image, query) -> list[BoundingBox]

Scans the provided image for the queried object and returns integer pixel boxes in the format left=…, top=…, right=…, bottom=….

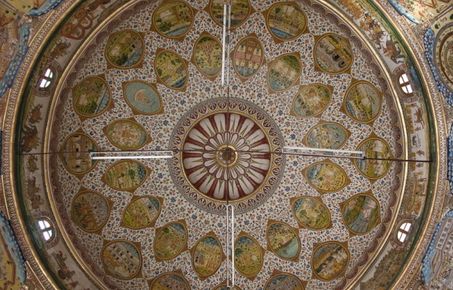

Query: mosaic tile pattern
left=50, top=0, right=401, bottom=289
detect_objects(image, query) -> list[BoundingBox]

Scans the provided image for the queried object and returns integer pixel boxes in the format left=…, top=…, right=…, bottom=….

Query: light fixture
left=282, top=146, right=365, bottom=159
left=89, top=150, right=174, bottom=160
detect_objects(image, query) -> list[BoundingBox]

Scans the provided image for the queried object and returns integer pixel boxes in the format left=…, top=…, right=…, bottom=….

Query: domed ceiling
left=1, top=0, right=449, bottom=289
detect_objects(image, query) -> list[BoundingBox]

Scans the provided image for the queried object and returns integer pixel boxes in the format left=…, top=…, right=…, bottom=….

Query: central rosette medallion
left=170, top=98, right=285, bottom=214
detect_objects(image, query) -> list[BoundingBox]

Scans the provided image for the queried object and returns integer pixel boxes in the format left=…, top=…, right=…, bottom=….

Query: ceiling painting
left=121, top=196, right=163, bottom=230
left=7, top=0, right=433, bottom=289
left=153, top=220, right=188, bottom=262
left=104, top=29, right=145, bottom=69
left=290, top=196, right=332, bottom=230
left=122, top=80, right=164, bottom=115
left=289, top=83, right=333, bottom=118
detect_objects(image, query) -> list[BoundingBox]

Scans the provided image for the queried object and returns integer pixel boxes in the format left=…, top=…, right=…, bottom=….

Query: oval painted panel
left=103, top=160, right=149, bottom=192
left=152, top=0, right=194, bottom=39
left=312, top=242, right=349, bottom=281
left=70, top=191, right=110, bottom=233
left=267, top=53, right=301, bottom=92
left=101, top=241, right=141, bottom=280
left=232, top=35, right=265, bottom=80
left=343, top=80, right=382, bottom=123
left=209, top=0, right=252, bottom=29
left=290, top=83, right=332, bottom=117
left=60, top=132, right=97, bottom=175
left=291, top=196, right=331, bottom=230
left=303, top=160, right=350, bottom=193
left=155, top=49, right=188, bottom=90
left=191, top=233, right=223, bottom=279
left=104, top=119, right=150, bottom=150
left=234, top=233, right=264, bottom=279
left=341, top=193, right=381, bottom=235
left=192, top=33, right=222, bottom=78
left=149, top=272, right=190, bottom=290
left=105, top=30, right=144, bottom=68
left=265, top=273, right=305, bottom=290
left=72, top=76, right=111, bottom=118
left=154, top=221, right=188, bottom=261
left=122, top=196, right=162, bottom=229
left=354, top=137, right=392, bottom=179
left=123, top=81, right=163, bottom=115
left=266, top=221, right=300, bottom=261
left=266, top=2, right=307, bottom=41
left=304, top=122, right=350, bottom=149
left=314, top=33, right=353, bottom=74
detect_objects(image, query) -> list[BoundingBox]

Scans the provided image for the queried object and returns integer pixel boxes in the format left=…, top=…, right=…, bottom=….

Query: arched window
left=398, top=73, right=413, bottom=95
left=397, top=222, right=412, bottom=243
left=37, top=218, right=54, bottom=242
left=38, top=68, right=54, bottom=89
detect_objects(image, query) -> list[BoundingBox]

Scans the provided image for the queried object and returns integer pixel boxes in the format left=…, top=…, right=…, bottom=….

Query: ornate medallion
left=70, top=190, right=111, bottom=233
left=208, top=0, right=253, bottom=29
left=290, top=83, right=332, bottom=118
left=101, top=240, right=142, bottom=280
left=154, top=49, right=189, bottom=90
left=303, top=121, right=350, bottom=149
left=311, top=241, right=349, bottom=281
left=102, top=160, right=150, bottom=192
left=313, top=33, right=353, bottom=74
left=192, top=32, right=222, bottom=79
left=103, top=118, right=151, bottom=150
left=151, top=0, right=195, bottom=40
left=72, top=75, right=112, bottom=119
left=232, top=34, right=265, bottom=81
left=148, top=271, right=191, bottom=289
left=59, top=130, right=97, bottom=176
left=267, top=53, right=302, bottom=92
left=342, top=79, right=383, bottom=124
left=234, top=232, right=264, bottom=279
left=122, top=80, right=164, bottom=115
left=302, top=159, right=350, bottom=194
left=190, top=232, right=224, bottom=279
left=264, top=271, right=306, bottom=290
left=266, top=220, right=300, bottom=261
left=265, top=1, right=308, bottom=42
left=353, top=135, right=392, bottom=180
left=104, top=30, right=144, bottom=69
left=153, top=220, right=188, bottom=261
left=121, top=196, right=163, bottom=230
left=290, top=196, right=332, bottom=230
left=340, top=191, right=381, bottom=235
left=169, top=98, right=285, bottom=214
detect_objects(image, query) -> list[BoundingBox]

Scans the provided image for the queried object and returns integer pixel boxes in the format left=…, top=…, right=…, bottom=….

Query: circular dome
left=3, top=0, right=447, bottom=289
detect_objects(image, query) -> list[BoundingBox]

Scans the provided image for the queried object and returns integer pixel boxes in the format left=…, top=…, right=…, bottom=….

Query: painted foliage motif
left=122, top=196, right=162, bottom=229
left=291, top=196, right=332, bottom=230
left=101, top=240, right=141, bottom=280
left=264, top=272, right=306, bottom=290
left=102, top=160, right=149, bottom=192
left=343, top=80, right=382, bottom=123
left=149, top=271, right=190, bottom=289
left=303, top=160, right=350, bottom=193
left=154, top=49, right=188, bottom=90
left=104, top=118, right=150, bottom=150
left=354, top=136, right=392, bottom=180
left=70, top=190, right=110, bottom=233
left=191, top=232, right=224, bottom=279
left=192, top=33, right=222, bottom=79
left=266, top=220, right=300, bottom=261
left=152, top=0, right=194, bottom=39
left=266, top=1, right=308, bottom=41
left=234, top=232, right=264, bottom=279
left=341, top=192, right=381, bottom=235
left=303, top=121, right=350, bottom=149
left=290, top=83, right=332, bottom=117
left=232, top=35, right=265, bottom=80
left=267, top=53, right=301, bottom=92
left=209, top=0, right=252, bottom=29
left=60, top=131, right=97, bottom=176
left=312, top=241, right=349, bottom=281
left=154, top=220, right=188, bottom=261
left=122, top=81, right=164, bottom=115
left=314, top=33, right=353, bottom=74
left=72, top=76, right=111, bottom=118
left=105, top=30, right=144, bottom=68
